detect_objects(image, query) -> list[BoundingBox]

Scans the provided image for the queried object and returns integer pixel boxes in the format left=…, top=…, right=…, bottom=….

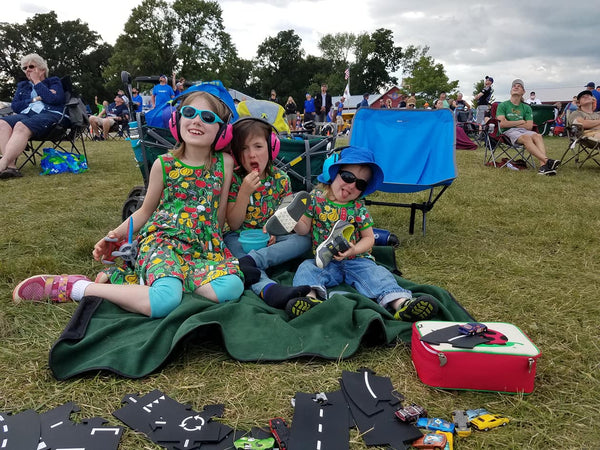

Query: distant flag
left=343, top=82, right=350, bottom=102
left=344, top=67, right=350, bottom=80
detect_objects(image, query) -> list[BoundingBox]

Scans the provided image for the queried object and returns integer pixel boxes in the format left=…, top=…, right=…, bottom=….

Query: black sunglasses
left=338, top=170, right=368, bottom=191
left=22, top=64, right=35, bottom=71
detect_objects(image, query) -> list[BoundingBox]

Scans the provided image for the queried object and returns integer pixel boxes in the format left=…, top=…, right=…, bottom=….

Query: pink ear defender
left=232, top=117, right=280, bottom=160
left=168, top=100, right=233, bottom=150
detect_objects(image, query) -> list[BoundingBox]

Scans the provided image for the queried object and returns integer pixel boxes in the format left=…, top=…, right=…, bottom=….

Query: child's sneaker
left=285, top=296, right=322, bottom=318
left=315, top=220, right=355, bottom=268
left=12, top=274, right=91, bottom=303
left=265, top=191, right=310, bottom=236
left=394, top=295, right=439, bottom=321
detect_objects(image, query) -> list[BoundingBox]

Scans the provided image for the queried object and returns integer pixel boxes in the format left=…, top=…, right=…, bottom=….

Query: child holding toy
left=286, top=145, right=439, bottom=319
left=13, top=89, right=244, bottom=317
left=224, top=117, right=313, bottom=309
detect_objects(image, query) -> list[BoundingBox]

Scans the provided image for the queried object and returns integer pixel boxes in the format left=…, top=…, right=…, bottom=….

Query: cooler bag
left=411, top=321, right=541, bottom=394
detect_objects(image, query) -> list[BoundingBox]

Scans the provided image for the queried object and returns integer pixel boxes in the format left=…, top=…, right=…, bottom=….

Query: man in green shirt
left=496, top=79, right=560, bottom=175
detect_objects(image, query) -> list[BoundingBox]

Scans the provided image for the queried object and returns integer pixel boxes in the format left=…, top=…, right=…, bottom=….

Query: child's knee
left=149, top=277, right=183, bottom=318
left=211, top=274, right=244, bottom=303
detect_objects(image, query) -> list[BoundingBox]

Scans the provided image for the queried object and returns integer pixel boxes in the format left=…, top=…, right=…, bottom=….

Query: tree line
left=0, top=0, right=469, bottom=109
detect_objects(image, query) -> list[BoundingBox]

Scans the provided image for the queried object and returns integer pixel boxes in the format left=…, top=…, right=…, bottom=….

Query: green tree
left=401, top=51, right=459, bottom=106
left=352, top=28, right=402, bottom=94
left=316, top=32, right=357, bottom=96
left=250, top=30, right=307, bottom=104
left=0, top=12, right=111, bottom=102
left=172, top=0, right=238, bottom=82
left=106, top=0, right=239, bottom=94
left=104, top=0, right=178, bottom=93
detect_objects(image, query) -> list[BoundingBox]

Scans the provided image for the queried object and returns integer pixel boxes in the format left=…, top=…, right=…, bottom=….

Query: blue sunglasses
left=180, top=105, right=224, bottom=124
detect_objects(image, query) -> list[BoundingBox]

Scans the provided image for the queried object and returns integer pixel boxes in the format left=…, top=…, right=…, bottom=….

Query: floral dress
left=305, top=187, right=374, bottom=261
left=227, top=167, right=291, bottom=230
left=108, top=152, right=241, bottom=291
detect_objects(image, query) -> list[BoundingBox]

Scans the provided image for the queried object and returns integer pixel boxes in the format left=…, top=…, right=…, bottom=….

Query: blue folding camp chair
left=349, top=107, right=457, bottom=235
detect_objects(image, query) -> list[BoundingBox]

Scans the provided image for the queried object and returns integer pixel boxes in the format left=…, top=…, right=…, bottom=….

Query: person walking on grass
left=13, top=89, right=244, bottom=317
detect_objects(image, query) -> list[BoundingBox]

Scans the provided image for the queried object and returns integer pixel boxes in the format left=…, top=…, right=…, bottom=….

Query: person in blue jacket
left=0, top=53, right=65, bottom=179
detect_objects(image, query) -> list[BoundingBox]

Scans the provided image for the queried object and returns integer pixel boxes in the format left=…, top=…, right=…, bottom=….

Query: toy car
left=466, top=408, right=489, bottom=421
left=451, top=410, right=471, bottom=437
left=458, top=322, right=488, bottom=336
left=233, top=436, right=275, bottom=450
left=416, top=417, right=455, bottom=434
left=394, top=403, right=427, bottom=422
left=470, top=413, right=509, bottom=431
left=411, top=432, right=447, bottom=450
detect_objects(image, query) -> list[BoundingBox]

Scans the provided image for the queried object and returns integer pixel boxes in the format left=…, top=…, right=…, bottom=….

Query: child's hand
left=240, top=170, right=261, bottom=197
left=267, top=234, right=276, bottom=246
left=333, top=242, right=356, bottom=261
left=93, top=230, right=125, bottom=262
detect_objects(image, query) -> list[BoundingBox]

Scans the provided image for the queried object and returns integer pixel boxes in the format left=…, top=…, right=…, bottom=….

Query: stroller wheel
left=127, top=185, right=146, bottom=198
left=122, top=195, right=144, bottom=221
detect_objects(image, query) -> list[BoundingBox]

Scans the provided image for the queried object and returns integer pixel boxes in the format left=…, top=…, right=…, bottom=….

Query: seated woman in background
left=0, top=53, right=65, bottom=179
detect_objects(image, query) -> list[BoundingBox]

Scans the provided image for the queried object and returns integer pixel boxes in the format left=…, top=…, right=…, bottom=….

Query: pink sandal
left=12, top=274, right=91, bottom=303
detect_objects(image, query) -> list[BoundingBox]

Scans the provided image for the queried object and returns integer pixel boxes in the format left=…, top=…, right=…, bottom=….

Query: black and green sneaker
left=394, top=295, right=439, bottom=321
left=285, top=296, right=323, bottom=318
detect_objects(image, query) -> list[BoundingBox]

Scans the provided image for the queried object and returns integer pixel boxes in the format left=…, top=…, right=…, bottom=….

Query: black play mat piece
left=0, top=409, right=40, bottom=450
left=288, top=391, right=350, bottom=450
left=420, top=325, right=507, bottom=349
left=113, top=390, right=234, bottom=449
left=39, top=401, right=123, bottom=450
left=339, top=368, right=422, bottom=449
left=0, top=403, right=122, bottom=450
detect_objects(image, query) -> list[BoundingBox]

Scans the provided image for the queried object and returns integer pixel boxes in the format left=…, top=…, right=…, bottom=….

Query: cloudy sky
left=6, top=0, right=598, bottom=101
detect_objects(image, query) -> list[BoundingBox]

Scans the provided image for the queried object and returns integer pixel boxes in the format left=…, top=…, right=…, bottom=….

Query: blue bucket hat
left=174, top=80, right=239, bottom=121
left=317, top=145, right=384, bottom=196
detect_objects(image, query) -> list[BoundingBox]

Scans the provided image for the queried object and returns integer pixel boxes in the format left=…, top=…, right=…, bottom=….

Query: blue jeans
left=224, top=231, right=311, bottom=295
left=293, top=257, right=412, bottom=308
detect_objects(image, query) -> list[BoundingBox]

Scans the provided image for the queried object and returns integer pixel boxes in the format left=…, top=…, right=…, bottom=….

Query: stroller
left=236, top=99, right=337, bottom=192
left=120, top=72, right=238, bottom=220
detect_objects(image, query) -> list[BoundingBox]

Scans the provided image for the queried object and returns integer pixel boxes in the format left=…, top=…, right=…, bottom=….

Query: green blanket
left=49, top=248, right=473, bottom=379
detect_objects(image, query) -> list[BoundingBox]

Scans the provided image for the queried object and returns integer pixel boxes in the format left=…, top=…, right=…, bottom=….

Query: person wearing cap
left=88, top=94, right=130, bottom=140
left=131, top=88, right=143, bottom=113
left=496, top=79, right=560, bottom=175
left=358, top=93, right=369, bottom=108
left=474, top=76, right=494, bottom=125
left=567, top=90, right=600, bottom=141
left=151, top=74, right=175, bottom=109
left=285, top=145, right=440, bottom=321
left=172, top=73, right=186, bottom=96
left=584, top=82, right=600, bottom=112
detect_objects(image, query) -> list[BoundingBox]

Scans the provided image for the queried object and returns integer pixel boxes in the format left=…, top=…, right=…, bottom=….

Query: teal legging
left=149, top=275, right=243, bottom=318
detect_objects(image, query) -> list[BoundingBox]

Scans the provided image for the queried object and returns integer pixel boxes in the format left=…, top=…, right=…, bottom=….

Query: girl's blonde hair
left=171, top=91, right=231, bottom=164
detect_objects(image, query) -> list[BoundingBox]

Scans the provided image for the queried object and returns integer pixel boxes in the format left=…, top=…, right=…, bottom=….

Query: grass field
left=0, top=135, right=599, bottom=449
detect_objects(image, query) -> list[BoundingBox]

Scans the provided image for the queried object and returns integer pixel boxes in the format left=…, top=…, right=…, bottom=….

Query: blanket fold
left=49, top=247, right=473, bottom=379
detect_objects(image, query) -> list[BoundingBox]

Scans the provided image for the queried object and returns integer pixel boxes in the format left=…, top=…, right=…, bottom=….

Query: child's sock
left=261, top=283, right=311, bottom=309
left=238, top=255, right=261, bottom=287
left=71, top=280, right=94, bottom=302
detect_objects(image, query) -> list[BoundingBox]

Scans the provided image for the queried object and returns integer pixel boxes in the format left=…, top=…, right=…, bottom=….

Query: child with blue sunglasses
left=13, top=90, right=245, bottom=317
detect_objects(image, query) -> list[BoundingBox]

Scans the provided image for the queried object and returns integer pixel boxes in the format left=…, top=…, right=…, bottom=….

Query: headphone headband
left=233, top=117, right=281, bottom=159
left=168, top=94, right=233, bottom=149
